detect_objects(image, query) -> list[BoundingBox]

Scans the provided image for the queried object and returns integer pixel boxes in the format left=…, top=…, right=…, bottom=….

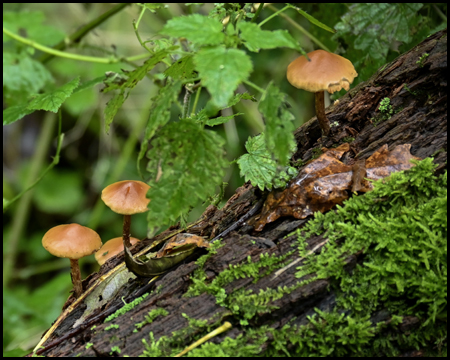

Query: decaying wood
left=32, top=29, right=446, bottom=357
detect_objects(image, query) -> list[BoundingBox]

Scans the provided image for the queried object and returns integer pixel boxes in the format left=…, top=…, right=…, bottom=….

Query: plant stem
left=266, top=4, right=331, bottom=52
left=70, top=259, right=83, bottom=298
left=3, top=27, right=146, bottom=64
left=315, top=91, right=330, bottom=136
left=258, top=4, right=290, bottom=27
left=190, top=85, right=202, bottom=116
left=251, top=3, right=264, bottom=22
left=182, top=86, right=192, bottom=118
left=243, top=80, right=265, bottom=94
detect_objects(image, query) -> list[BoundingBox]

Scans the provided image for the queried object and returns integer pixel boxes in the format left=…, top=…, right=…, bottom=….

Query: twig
left=272, top=238, right=330, bottom=280
left=210, top=198, right=265, bottom=242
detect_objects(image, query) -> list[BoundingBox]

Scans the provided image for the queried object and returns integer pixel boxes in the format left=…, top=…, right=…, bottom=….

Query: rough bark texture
left=34, top=29, right=446, bottom=357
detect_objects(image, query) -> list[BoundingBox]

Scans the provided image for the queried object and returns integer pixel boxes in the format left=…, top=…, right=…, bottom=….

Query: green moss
left=105, top=324, right=119, bottom=331
left=139, top=158, right=446, bottom=356
left=104, top=293, right=149, bottom=323
left=416, top=53, right=429, bottom=68
left=311, top=147, right=323, bottom=160
left=134, top=307, right=169, bottom=331
left=110, top=346, right=121, bottom=355
left=342, top=136, right=355, bottom=143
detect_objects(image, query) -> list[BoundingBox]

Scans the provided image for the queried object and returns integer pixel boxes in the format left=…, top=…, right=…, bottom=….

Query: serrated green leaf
left=3, top=105, right=34, bottom=125
left=194, top=47, right=253, bottom=107
left=3, top=52, right=53, bottom=100
left=104, top=91, right=127, bottom=134
left=237, top=133, right=296, bottom=191
left=238, top=22, right=302, bottom=52
left=145, top=119, right=227, bottom=231
left=102, top=49, right=174, bottom=93
left=26, top=77, right=80, bottom=113
left=163, top=55, right=196, bottom=80
left=258, top=82, right=296, bottom=165
left=205, top=113, right=243, bottom=126
left=160, top=14, right=224, bottom=46
left=291, top=6, right=336, bottom=33
left=137, top=80, right=182, bottom=176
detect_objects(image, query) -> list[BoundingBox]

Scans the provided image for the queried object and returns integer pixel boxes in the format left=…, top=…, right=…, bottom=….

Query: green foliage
left=145, top=119, right=228, bottom=232
left=333, top=3, right=443, bottom=85
left=237, top=133, right=297, bottom=191
left=3, top=4, right=446, bottom=356
left=290, top=158, right=446, bottom=354
left=372, top=97, right=395, bottom=125
left=258, top=82, right=296, bottom=166
left=105, top=324, right=119, bottom=331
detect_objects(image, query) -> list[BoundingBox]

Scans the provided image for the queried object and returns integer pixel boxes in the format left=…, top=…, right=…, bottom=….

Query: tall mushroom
left=287, top=49, right=358, bottom=136
left=42, top=224, right=102, bottom=298
left=95, top=236, right=140, bottom=266
left=101, top=180, right=150, bottom=249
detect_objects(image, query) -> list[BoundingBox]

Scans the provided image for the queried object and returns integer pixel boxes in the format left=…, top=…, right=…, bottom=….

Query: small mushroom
left=42, top=224, right=102, bottom=298
left=101, top=180, right=150, bottom=249
left=95, top=236, right=140, bottom=266
left=287, top=50, right=358, bottom=136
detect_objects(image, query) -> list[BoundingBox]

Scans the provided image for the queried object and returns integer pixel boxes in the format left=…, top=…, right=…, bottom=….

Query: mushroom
left=101, top=180, right=150, bottom=249
left=95, top=236, right=140, bottom=266
left=287, top=49, right=358, bottom=136
left=42, top=224, right=102, bottom=298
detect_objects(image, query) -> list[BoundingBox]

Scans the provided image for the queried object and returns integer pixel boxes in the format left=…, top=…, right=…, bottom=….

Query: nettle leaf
left=194, top=47, right=253, bottom=108
left=3, top=52, right=53, bottom=96
left=102, top=49, right=175, bottom=93
left=237, top=133, right=296, bottom=191
left=145, top=119, right=227, bottom=231
left=238, top=22, right=302, bottom=53
left=258, top=82, right=296, bottom=165
left=27, top=77, right=80, bottom=113
left=3, top=105, right=33, bottom=126
left=163, top=55, right=196, bottom=80
left=104, top=91, right=127, bottom=133
left=160, top=14, right=225, bottom=46
left=137, top=80, right=182, bottom=175
left=206, top=113, right=244, bottom=126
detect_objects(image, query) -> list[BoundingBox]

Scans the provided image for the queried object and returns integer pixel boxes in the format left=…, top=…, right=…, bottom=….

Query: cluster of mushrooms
left=42, top=50, right=357, bottom=298
left=41, top=180, right=150, bottom=298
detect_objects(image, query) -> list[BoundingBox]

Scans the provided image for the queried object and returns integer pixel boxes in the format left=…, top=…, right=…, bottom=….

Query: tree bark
left=33, top=29, right=447, bottom=357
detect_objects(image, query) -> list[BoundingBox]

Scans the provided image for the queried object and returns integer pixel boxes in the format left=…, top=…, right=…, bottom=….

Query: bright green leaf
left=160, top=14, right=224, bottom=46
left=163, top=55, right=196, bottom=80
left=238, top=22, right=302, bottom=52
left=26, top=77, right=80, bottom=113
left=3, top=104, right=34, bottom=126
left=145, top=119, right=227, bottom=231
left=258, top=82, right=296, bottom=165
left=237, top=133, right=296, bottom=191
left=102, top=49, right=174, bottom=93
left=104, top=91, right=127, bottom=134
left=194, top=47, right=253, bottom=107
left=205, top=113, right=243, bottom=126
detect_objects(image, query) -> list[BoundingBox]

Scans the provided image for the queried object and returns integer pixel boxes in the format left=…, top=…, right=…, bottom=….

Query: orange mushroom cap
left=95, top=236, right=140, bottom=266
left=42, top=224, right=102, bottom=260
left=287, top=50, right=358, bottom=94
left=101, top=180, right=150, bottom=215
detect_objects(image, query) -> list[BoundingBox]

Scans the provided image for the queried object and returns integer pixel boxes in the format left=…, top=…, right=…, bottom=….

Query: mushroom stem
left=69, top=259, right=83, bottom=298
left=315, top=91, right=330, bottom=136
left=122, top=214, right=132, bottom=248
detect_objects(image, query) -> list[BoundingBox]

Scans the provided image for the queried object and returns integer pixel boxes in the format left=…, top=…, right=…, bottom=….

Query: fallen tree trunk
left=32, top=29, right=447, bottom=357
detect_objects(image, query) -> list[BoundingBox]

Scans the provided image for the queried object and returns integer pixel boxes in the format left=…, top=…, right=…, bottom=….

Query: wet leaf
left=252, top=144, right=421, bottom=231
